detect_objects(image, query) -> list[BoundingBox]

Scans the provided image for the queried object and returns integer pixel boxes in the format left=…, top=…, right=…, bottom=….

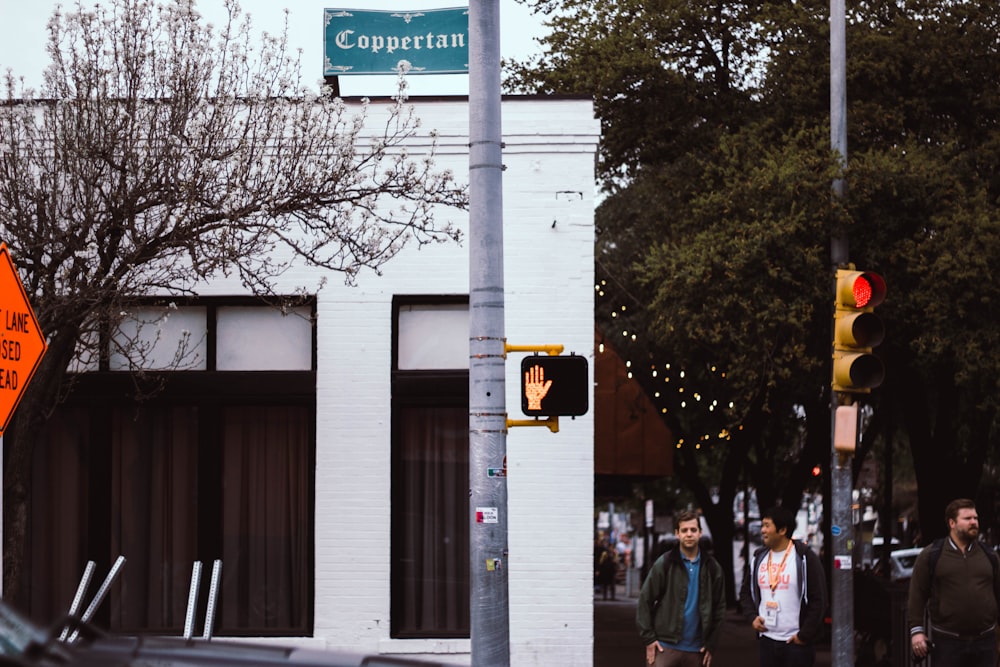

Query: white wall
left=205, top=96, right=599, bottom=666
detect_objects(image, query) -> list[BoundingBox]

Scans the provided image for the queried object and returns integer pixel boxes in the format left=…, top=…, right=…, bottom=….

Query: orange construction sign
left=0, top=244, right=47, bottom=435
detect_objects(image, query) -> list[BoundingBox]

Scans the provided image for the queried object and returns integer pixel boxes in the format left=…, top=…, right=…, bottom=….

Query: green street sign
left=323, top=7, right=469, bottom=76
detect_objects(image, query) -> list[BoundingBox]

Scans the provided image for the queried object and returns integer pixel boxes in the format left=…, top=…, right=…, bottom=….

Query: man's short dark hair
left=763, top=505, right=797, bottom=536
left=945, top=498, right=976, bottom=523
left=675, top=509, right=700, bottom=528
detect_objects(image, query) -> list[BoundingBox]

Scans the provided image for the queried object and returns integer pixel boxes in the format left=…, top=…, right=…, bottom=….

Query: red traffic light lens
left=853, top=277, right=873, bottom=308
left=847, top=272, right=886, bottom=309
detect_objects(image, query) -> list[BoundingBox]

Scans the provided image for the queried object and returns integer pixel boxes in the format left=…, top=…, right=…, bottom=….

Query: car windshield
left=0, top=601, right=47, bottom=658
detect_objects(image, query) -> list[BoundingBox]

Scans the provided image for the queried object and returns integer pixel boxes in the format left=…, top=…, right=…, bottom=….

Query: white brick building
left=26, top=96, right=600, bottom=667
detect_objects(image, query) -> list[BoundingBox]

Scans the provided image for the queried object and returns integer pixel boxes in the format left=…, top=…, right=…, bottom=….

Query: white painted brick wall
left=203, top=97, right=599, bottom=667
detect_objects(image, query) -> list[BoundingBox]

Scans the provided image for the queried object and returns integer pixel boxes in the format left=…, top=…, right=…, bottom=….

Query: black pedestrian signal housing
left=520, top=355, right=589, bottom=417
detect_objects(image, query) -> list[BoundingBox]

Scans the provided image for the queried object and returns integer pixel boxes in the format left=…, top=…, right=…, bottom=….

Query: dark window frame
left=28, top=296, right=317, bottom=636
left=389, top=295, right=470, bottom=639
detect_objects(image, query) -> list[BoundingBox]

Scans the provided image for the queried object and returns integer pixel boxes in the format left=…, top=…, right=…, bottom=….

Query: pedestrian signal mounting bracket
left=504, top=341, right=564, bottom=432
left=506, top=415, right=560, bottom=433
left=503, top=342, right=564, bottom=359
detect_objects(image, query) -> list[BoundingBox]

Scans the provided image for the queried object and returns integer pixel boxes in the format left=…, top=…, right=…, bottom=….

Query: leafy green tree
left=512, top=0, right=1000, bottom=588
left=0, top=0, right=465, bottom=604
left=507, top=0, right=767, bottom=185
left=511, top=0, right=840, bottom=599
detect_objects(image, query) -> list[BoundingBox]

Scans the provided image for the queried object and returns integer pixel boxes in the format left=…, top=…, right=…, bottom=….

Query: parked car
left=874, top=546, right=922, bottom=581
left=861, top=536, right=901, bottom=569
left=0, top=601, right=442, bottom=667
left=871, top=536, right=900, bottom=547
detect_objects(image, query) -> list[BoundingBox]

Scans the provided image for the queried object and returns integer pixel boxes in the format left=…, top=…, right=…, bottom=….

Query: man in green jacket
left=637, top=510, right=727, bottom=667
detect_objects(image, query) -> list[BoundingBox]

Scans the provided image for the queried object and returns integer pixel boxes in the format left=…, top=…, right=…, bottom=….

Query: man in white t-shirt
left=739, top=505, right=828, bottom=667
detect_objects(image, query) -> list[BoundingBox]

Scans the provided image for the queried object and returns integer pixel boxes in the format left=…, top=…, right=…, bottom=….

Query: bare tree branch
left=0, top=0, right=468, bottom=603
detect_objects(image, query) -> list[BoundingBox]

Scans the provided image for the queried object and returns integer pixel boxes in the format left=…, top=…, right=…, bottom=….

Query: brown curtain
left=396, top=405, right=469, bottom=637
left=111, top=406, right=199, bottom=632
left=28, top=408, right=91, bottom=625
left=28, top=402, right=311, bottom=635
left=220, top=405, right=310, bottom=633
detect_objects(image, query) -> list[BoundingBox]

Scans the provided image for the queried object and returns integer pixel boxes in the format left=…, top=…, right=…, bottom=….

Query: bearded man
left=908, top=498, right=1000, bottom=667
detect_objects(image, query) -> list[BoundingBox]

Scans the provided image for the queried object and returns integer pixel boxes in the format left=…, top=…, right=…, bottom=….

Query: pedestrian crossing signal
left=520, top=355, right=589, bottom=417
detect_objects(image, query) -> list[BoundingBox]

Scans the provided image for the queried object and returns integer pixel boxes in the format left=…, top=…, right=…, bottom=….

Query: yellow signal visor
left=832, top=351, right=884, bottom=392
left=834, top=311, right=885, bottom=348
left=836, top=270, right=886, bottom=309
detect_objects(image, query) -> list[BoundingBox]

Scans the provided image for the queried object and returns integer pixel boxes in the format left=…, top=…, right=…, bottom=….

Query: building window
left=25, top=298, right=315, bottom=636
left=390, top=297, right=470, bottom=638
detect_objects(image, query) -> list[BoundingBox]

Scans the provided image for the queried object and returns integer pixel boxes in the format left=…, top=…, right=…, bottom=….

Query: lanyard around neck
left=766, top=542, right=793, bottom=594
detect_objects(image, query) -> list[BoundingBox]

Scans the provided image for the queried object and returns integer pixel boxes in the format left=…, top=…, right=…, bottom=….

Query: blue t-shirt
left=660, top=551, right=703, bottom=653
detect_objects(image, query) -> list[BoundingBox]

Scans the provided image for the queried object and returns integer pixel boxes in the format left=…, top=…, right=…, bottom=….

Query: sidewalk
left=594, top=595, right=832, bottom=667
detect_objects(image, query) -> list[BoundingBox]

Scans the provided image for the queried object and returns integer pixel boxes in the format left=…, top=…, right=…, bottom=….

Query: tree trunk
left=4, top=384, right=47, bottom=605
left=901, top=361, right=993, bottom=545
left=2, top=324, right=79, bottom=607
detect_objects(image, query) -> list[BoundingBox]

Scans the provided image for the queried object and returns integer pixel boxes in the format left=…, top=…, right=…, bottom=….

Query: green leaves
left=534, top=0, right=1000, bottom=505
left=637, top=128, right=835, bottom=406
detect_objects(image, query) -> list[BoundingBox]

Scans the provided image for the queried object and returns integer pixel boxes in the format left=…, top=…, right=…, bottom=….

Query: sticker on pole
left=0, top=244, right=47, bottom=435
left=475, top=507, right=498, bottom=524
left=487, top=455, right=507, bottom=478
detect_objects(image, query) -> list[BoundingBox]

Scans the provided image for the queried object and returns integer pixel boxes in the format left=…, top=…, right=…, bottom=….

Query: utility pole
left=468, top=1, right=510, bottom=666
left=829, top=1, right=854, bottom=665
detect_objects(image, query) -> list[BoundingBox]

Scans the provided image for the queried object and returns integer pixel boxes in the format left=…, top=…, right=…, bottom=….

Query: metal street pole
left=829, top=421, right=855, bottom=667
left=830, top=0, right=848, bottom=217
left=830, top=1, right=854, bottom=666
left=468, top=1, right=510, bottom=665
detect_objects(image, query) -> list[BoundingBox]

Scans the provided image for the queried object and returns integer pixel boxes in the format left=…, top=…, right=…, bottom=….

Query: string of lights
left=595, top=275, right=742, bottom=452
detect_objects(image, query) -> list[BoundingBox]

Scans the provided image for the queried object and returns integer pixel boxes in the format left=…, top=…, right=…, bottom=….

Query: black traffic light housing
left=520, top=354, right=589, bottom=417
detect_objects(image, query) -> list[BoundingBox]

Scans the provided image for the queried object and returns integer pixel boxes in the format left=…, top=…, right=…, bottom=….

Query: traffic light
left=520, top=355, right=589, bottom=417
left=832, top=269, right=886, bottom=393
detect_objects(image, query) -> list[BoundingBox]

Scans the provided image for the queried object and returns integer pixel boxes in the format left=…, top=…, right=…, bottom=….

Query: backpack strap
left=928, top=538, right=999, bottom=578
left=982, top=543, right=1000, bottom=575
left=926, top=538, right=945, bottom=581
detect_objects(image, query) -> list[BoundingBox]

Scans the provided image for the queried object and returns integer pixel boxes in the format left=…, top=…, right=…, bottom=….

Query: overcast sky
left=0, top=0, right=548, bottom=96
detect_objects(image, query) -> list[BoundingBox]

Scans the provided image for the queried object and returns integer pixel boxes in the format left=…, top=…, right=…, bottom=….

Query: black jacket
left=739, top=540, right=828, bottom=645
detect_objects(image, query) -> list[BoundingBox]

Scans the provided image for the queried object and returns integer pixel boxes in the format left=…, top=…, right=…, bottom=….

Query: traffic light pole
left=468, top=2, right=510, bottom=665
left=829, top=400, right=854, bottom=667
left=830, top=0, right=854, bottom=665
